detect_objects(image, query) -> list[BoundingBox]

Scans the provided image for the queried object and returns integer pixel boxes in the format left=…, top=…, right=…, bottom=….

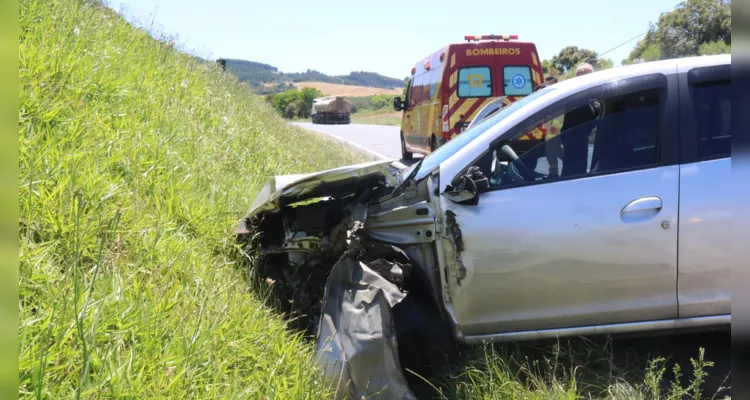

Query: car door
left=439, top=73, right=681, bottom=337
left=676, top=62, right=731, bottom=318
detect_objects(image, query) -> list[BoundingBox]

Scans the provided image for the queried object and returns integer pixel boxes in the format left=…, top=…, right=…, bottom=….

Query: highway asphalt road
left=294, top=122, right=421, bottom=165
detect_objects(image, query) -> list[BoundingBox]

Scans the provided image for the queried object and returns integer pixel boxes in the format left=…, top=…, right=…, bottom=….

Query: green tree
left=641, top=44, right=662, bottom=61
left=625, top=0, right=731, bottom=62
left=269, top=89, right=302, bottom=118
left=699, top=40, right=731, bottom=55
left=625, top=25, right=659, bottom=63
left=297, top=87, right=324, bottom=118
left=284, top=101, right=300, bottom=119
left=541, top=59, right=561, bottom=77
left=655, top=0, right=731, bottom=59
left=371, top=94, right=393, bottom=110
left=598, top=58, right=615, bottom=70
left=551, top=46, right=599, bottom=74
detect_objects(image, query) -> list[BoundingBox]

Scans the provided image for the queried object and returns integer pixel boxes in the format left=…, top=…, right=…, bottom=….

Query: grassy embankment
left=18, top=0, right=369, bottom=397
left=18, top=0, right=727, bottom=399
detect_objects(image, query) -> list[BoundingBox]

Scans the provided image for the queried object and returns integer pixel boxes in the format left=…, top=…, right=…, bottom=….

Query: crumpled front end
left=235, top=161, right=441, bottom=399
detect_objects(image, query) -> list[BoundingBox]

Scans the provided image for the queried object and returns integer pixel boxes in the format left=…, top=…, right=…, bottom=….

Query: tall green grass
left=18, top=0, right=367, bottom=397
left=434, top=339, right=728, bottom=400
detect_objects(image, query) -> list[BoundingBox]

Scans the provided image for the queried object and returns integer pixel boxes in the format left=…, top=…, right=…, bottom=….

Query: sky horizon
left=107, top=0, right=680, bottom=80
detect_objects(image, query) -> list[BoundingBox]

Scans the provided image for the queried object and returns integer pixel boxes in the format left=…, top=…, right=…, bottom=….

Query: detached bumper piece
left=315, top=223, right=416, bottom=400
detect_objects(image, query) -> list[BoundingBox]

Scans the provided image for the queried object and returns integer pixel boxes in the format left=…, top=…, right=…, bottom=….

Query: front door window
left=488, top=88, right=661, bottom=188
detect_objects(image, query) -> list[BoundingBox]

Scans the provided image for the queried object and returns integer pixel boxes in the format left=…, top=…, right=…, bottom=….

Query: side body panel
left=677, top=159, right=732, bottom=316
left=436, top=70, right=683, bottom=337
left=676, top=62, right=732, bottom=317
left=441, top=167, right=680, bottom=335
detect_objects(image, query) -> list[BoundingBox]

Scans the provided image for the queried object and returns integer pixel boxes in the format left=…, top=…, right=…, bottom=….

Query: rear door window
left=458, top=66, right=492, bottom=98
left=691, top=80, right=731, bottom=160
left=503, top=66, right=533, bottom=96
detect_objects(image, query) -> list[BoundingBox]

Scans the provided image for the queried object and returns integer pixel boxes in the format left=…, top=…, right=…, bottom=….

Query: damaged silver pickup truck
left=235, top=54, right=731, bottom=399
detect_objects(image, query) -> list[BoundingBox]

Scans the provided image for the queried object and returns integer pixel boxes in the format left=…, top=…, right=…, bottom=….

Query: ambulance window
left=504, top=66, right=533, bottom=96
left=411, top=74, right=424, bottom=105
left=458, top=67, right=492, bottom=98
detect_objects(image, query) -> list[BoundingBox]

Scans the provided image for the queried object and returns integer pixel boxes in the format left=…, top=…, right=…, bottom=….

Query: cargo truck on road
left=311, top=96, right=352, bottom=124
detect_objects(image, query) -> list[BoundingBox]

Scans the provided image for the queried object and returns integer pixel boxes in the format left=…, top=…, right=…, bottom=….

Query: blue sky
left=108, top=0, right=679, bottom=79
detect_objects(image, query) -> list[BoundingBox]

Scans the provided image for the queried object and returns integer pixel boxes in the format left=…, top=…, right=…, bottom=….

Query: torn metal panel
left=315, top=239, right=416, bottom=400
left=444, top=210, right=467, bottom=285
left=363, top=201, right=438, bottom=245
left=236, top=160, right=405, bottom=233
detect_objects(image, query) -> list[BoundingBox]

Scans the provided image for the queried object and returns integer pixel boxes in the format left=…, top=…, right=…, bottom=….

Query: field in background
left=293, top=81, right=402, bottom=96
left=350, top=110, right=402, bottom=126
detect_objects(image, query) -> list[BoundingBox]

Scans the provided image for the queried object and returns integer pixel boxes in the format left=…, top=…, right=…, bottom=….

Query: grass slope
left=18, top=0, right=368, bottom=398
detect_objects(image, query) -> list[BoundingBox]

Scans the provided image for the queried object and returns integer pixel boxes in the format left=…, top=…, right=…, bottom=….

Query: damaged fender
left=236, top=160, right=426, bottom=399
left=316, top=247, right=416, bottom=399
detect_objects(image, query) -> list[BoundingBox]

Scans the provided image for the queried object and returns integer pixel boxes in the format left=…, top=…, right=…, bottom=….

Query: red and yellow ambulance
left=394, top=35, right=545, bottom=159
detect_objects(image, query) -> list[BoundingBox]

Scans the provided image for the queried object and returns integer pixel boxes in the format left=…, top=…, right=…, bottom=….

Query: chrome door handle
left=621, top=196, right=662, bottom=214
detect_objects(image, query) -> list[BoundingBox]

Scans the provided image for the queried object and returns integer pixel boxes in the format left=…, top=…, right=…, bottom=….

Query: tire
left=401, top=133, right=413, bottom=160
left=393, top=293, right=458, bottom=399
left=430, top=135, right=437, bottom=153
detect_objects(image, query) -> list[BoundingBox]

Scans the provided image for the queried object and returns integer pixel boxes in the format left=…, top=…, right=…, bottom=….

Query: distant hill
left=219, top=59, right=406, bottom=94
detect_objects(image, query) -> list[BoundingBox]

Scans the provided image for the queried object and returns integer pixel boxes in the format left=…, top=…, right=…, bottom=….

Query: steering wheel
left=499, top=144, right=534, bottom=182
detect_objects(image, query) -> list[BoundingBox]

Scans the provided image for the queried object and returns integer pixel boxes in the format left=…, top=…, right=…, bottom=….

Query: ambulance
left=394, top=35, right=545, bottom=159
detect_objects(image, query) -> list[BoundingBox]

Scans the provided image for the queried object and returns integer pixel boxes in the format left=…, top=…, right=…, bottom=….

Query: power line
left=599, top=30, right=651, bottom=59
left=583, top=30, right=651, bottom=65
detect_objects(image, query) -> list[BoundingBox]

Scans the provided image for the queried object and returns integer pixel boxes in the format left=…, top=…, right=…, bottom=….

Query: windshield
left=403, top=86, right=555, bottom=182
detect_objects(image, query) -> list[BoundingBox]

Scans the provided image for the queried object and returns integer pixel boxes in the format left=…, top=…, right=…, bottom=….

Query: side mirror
left=393, top=97, right=403, bottom=111
left=441, top=166, right=489, bottom=205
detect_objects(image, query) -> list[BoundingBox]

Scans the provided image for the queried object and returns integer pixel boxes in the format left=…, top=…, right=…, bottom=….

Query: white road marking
left=294, top=122, right=399, bottom=161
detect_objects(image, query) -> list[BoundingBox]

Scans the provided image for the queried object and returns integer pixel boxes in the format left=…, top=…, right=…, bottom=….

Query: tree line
left=541, top=0, right=730, bottom=79
left=219, top=59, right=406, bottom=94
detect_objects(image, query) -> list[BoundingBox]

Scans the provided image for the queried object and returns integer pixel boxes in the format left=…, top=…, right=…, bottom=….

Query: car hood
left=236, top=159, right=407, bottom=234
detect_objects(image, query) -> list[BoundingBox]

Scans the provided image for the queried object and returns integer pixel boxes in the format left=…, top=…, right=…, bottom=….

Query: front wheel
left=401, top=133, right=413, bottom=161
